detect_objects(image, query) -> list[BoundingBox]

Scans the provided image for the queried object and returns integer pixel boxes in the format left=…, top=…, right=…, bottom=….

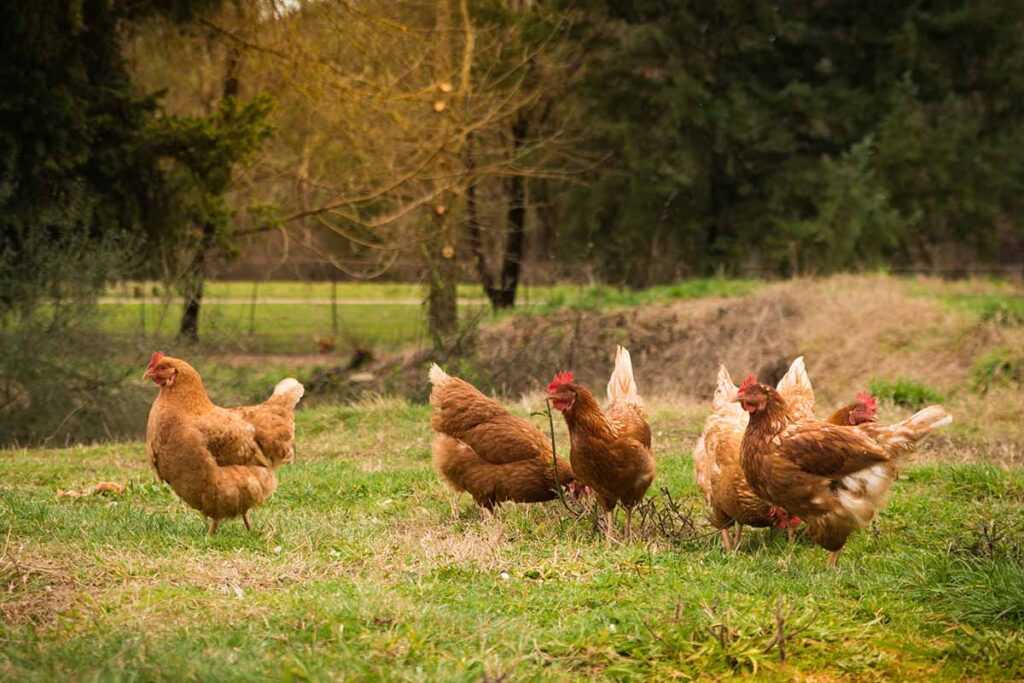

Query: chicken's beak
left=731, top=394, right=743, bottom=403
left=142, top=368, right=153, bottom=381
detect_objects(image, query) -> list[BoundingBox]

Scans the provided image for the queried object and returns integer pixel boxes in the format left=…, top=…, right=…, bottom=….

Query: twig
left=533, top=402, right=580, bottom=517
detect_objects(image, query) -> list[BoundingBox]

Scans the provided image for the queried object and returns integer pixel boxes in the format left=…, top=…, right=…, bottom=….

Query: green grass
left=95, top=279, right=761, bottom=354
left=2, top=400, right=1023, bottom=680
left=95, top=301, right=432, bottom=354
left=905, top=277, right=1024, bottom=326
left=868, top=377, right=946, bottom=409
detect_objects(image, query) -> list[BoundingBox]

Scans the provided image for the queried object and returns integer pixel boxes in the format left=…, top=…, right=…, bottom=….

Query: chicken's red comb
left=547, top=370, right=574, bottom=393
left=738, top=374, right=757, bottom=395
left=856, top=391, right=878, bottom=415
left=147, top=351, right=165, bottom=370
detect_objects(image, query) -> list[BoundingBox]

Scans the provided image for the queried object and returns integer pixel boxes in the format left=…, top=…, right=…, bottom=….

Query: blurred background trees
left=6, top=0, right=1024, bottom=307
left=3, top=0, right=1024, bottom=442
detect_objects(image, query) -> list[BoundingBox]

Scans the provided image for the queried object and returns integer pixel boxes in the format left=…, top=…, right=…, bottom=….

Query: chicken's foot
left=720, top=528, right=733, bottom=552
left=826, top=550, right=841, bottom=568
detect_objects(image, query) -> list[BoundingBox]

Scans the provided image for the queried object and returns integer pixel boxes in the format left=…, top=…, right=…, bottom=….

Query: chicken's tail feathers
left=878, top=405, right=952, bottom=457
left=712, top=364, right=738, bottom=410
left=776, top=356, right=816, bottom=419
left=272, top=378, right=304, bottom=408
left=908, top=405, right=954, bottom=430
left=428, top=363, right=450, bottom=387
left=606, top=345, right=642, bottom=406
left=776, top=356, right=813, bottom=397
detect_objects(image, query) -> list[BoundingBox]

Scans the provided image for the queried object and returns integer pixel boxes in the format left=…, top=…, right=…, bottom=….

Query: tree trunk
left=465, top=140, right=499, bottom=305
left=493, top=112, right=530, bottom=309
left=426, top=0, right=459, bottom=350
left=533, top=179, right=557, bottom=261
left=179, top=7, right=242, bottom=343
left=427, top=201, right=458, bottom=348
left=179, top=221, right=216, bottom=342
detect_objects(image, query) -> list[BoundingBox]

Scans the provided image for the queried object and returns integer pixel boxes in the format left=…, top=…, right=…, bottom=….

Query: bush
left=0, top=231, right=151, bottom=446
left=971, top=348, right=1024, bottom=393
left=868, top=377, right=945, bottom=409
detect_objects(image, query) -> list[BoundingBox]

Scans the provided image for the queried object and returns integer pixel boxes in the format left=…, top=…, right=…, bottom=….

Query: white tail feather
left=907, top=405, right=953, bottom=430
left=272, top=378, right=304, bottom=408
left=606, top=345, right=641, bottom=406
left=712, top=364, right=738, bottom=411
left=428, top=363, right=450, bottom=386
left=776, top=356, right=812, bottom=395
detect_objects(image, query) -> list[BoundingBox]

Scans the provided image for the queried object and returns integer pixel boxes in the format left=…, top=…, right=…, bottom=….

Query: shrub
left=978, top=300, right=1024, bottom=327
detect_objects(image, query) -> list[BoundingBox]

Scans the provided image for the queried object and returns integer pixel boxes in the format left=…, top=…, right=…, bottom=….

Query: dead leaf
left=56, top=482, right=125, bottom=499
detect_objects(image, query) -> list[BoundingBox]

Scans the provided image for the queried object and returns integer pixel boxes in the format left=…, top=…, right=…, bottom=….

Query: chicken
left=736, top=375, right=951, bottom=566
left=693, top=360, right=809, bottom=551
left=143, top=351, right=303, bottom=534
left=428, top=364, right=575, bottom=510
left=548, top=346, right=655, bottom=542
left=826, top=391, right=878, bottom=427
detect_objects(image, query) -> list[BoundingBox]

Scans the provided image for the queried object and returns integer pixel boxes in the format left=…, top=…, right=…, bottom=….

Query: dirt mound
left=305, top=274, right=1015, bottom=409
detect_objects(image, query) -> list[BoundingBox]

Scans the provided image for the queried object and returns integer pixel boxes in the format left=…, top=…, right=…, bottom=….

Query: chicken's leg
left=826, top=550, right=841, bottom=568
left=732, top=524, right=744, bottom=551
left=787, top=527, right=797, bottom=543
left=604, top=510, right=616, bottom=544
left=720, top=528, right=733, bottom=552
left=208, top=518, right=219, bottom=535
left=243, top=512, right=252, bottom=531
left=624, top=507, right=634, bottom=543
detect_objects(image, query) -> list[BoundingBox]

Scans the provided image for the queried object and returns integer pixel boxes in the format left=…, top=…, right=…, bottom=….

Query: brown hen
left=144, top=352, right=303, bottom=534
left=429, top=364, right=575, bottom=510
left=737, top=377, right=951, bottom=566
left=549, top=346, right=655, bottom=542
left=693, top=359, right=812, bottom=551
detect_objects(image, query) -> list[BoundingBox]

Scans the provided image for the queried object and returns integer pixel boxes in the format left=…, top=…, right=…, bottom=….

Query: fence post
left=331, top=276, right=339, bottom=338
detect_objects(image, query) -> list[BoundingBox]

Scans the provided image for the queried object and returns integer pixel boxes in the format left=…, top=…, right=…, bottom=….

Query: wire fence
left=98, top=261, right=1024, bottom=358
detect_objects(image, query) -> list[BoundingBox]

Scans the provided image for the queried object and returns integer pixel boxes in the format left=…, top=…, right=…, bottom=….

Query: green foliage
left=979, top=301, right=1024, bottom=327
left=0, top=0, right=224, bottom=309
left=971, top=348, right=1024, bottom=393
left=149, top=95, right=274, bottom=262
left=868, top=377, right=945, bottom=409
left=557, top=1, right=1024, bottom=284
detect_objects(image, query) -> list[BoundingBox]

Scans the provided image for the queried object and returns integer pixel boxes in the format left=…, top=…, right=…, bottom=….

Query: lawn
left=2, top=399, right=1022, bottom=680
left=96, top=301, right=433, bottom=354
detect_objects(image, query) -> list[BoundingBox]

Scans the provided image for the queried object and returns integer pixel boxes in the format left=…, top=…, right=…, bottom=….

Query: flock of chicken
left=142, top=347, right=951, bottom=567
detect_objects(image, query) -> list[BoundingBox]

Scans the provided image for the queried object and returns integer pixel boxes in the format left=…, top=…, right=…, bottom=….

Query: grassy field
left=2, top=399, right=1023, bottom=680
left=96, top=301, right=432, bottom=354
left=94, top=279, right=761, bottom=355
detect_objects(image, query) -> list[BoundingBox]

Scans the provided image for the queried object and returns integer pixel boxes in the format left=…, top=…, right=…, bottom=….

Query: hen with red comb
left=739, top=363, right=952, bottom=567
left=144, top=353, right=304, bottom=535
left=547, top=371, right=574, bottom=394
left=549, top=346, right=654, bottom=543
